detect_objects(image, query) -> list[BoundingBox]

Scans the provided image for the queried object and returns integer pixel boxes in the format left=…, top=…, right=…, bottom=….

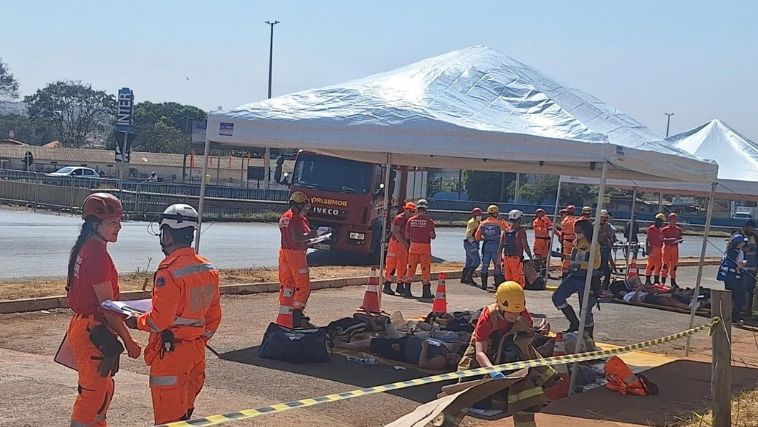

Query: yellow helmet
left=495, top=281, right=525, bottom=313
left=655, top=213, right=665, bottom=220
left=289, top=191, right=309, bottom=204
left=487, top=205, right=499, bottom=214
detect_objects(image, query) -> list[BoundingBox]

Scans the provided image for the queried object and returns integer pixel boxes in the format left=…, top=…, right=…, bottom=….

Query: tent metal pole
left=514, top=173, right=520, bottom=203
left=625, top=187, right=638, bottom=269
left=194, top=136, right=212, bottom=253
left=569, top=160, right=608, bottom=393
left=544, top=176, right=563, bottom=282
left=378, top=154, right=392, bottom=296
left=685, top=181, right=717, bottom=356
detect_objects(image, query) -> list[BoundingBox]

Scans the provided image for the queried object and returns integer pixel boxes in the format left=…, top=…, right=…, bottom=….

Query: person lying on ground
left=334, top=334, right=467, bottom=370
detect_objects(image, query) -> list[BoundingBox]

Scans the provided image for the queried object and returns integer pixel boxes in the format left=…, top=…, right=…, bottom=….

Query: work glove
left=489, top=371, right=506, bottom=380
left=97, top=353, right=121, bottom=377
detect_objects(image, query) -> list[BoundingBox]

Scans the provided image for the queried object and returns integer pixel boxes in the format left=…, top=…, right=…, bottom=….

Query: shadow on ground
left=219, top=345, right=456, bottom=403
left=307, top=250, right=447, bottom=267
left=543, top=359, right=758, bottom=426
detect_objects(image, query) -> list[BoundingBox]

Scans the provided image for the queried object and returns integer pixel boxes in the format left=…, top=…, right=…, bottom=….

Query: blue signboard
left=115, top=88, right=134, bottom=133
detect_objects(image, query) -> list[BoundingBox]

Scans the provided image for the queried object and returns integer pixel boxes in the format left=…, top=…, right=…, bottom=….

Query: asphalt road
left=0, top=207, right=727, bottom=279
left=0, top=264, right=724, bottom=427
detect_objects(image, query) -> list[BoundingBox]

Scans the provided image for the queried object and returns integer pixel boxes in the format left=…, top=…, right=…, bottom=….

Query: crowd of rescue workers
left=62, top=190, right=757, bottom=426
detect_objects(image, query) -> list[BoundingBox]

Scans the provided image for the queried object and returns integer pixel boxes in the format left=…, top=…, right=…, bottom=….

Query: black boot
left=480, top=273, right=489, bottom=291
left=383, top=281, right=395, bottom=296
left=469, top=269, right=479, bottom=287
left=494, top=274, right=505, bottom=287
left=661, top=276, right=667, bottom=285
left=395, top=282, right=404, bottom=295
left=460, top=267, right=469, bottom=284
left=403, top=282, right=415, bottom=298
left=421, top=283, right=434, bottom=299
left=645, top=276, right=652, bottom=286
left=293, top=310, right=313, bottom=328
left=560, top=306, right=580, bottom=333
left=653, top=275, right=660, bottom=285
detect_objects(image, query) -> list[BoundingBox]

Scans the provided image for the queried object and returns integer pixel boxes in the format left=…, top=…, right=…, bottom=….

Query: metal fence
left=0, top=169, right=288, bottom=219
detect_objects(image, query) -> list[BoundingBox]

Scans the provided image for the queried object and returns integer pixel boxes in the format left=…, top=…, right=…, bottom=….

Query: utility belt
left=159, top=330, right=176, bottom=359
left=562, top=235, right=575, bottom=242
left=535, top=236, right=551, bottom=240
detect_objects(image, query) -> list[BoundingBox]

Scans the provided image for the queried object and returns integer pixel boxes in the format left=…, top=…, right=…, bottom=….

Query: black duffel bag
left=259, top=323, right=332, bottom=364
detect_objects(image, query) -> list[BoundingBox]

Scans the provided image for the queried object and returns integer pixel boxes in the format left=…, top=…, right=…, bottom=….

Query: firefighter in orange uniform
left=277, top=191, right=318, bottom=327
left=405, top=199, right=436, bottom=299
left=661, top=212, right=684, bottom=288
left=383, top=202, right=416, bottom=296
left=560, top=205, right=578, bottom=278
left=125, top=204, right=221, bottom=424
left=532, top=208, right=552, bottom=262
left=502, top=210, right=533, bottom=287
left=65, top=193, right=141, bottom=427
left=645, top=213, right=666, bottom=285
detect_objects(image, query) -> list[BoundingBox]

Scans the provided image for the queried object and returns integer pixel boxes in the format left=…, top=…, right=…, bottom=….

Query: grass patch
left=673, top=389, right=758, bottom=427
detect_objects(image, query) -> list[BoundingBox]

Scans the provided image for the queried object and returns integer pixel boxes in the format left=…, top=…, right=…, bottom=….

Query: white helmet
left=416, top=199, right=429, bottom=209
left=508, top=209, right=524, bottom=221
left=159, top=204, right=199, bottom=230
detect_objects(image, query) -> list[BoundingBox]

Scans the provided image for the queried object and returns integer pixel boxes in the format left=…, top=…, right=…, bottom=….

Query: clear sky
left=2, top=1, right=757, bottom=140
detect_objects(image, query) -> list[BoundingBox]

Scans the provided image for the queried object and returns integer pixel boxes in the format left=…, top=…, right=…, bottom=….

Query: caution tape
left=159, top=317, right=720, bottom=427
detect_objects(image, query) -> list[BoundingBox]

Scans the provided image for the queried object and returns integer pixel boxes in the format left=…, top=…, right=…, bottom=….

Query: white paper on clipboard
left=305, top=232, right=332, bottom=246
left=100, top=299, right=152, bottom=316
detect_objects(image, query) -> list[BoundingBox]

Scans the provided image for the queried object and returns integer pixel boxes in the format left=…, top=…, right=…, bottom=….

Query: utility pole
left=664, top=112, right=675, bottom=138
left=264, top=20, right=280, bottom=194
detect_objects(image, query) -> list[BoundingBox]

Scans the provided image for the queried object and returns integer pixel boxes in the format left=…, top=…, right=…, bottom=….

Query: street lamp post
left=264, top=20, right=280, bottom=194
left=665, top=112, right=675, bottom=138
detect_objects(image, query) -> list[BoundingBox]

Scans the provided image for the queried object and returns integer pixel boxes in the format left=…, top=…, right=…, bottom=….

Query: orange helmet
left=82, top=193, right=123, bottom=221
left=404, top=202, right=417, bottom=211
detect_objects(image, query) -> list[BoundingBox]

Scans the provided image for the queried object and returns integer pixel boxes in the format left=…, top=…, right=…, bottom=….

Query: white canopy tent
left=199, top=46, right=718, bottom=385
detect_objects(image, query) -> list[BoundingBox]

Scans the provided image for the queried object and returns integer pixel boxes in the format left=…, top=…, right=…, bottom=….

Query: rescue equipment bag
left=259, top=322, right=332, bottom=364
left=604, top=356, right=659, bottom=396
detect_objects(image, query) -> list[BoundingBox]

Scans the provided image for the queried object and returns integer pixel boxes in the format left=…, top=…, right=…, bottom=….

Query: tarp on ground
left=563, top=119, right=758, bottom=200
left=205, top=46, right=717, bottom=183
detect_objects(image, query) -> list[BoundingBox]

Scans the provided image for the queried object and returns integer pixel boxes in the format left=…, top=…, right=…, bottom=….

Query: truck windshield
left=293, top=154, right=373, bottom=194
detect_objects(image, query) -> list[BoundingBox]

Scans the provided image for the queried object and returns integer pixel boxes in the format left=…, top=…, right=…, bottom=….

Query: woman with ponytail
left=65, top=193, right=141, bottom=427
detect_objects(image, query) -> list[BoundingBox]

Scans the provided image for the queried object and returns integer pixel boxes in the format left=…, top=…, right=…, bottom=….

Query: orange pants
left=533, top=237, right=550, bottom=259
left=69, top=315, right=115, bottom=427
left=504, top=256, right=525, bottom=287
left=407, top=242, right=432, bottom=284
left=384, top=239, right=408, bottom=283
left=661, top=245, right=679, bottom=279
left=278, top=249, right=311, bottom=310
left=146, top=337, right=206, bottom=424
left=645, top=246, right=663, bottom=277
left=561, top=240, right=574, bottom=273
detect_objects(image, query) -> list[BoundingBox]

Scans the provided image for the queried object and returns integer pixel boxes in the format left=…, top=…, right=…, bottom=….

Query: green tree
left=463, top=170, right=516, bottom=202
left=0, top=59, right=19, bottom=100
left=24, top=81, right=115, bottom=147
left=0, top=114, right=56, bottom=145
left=518, top=175, right=598, bottom=206
left=132, top=101, right=206, bottom=153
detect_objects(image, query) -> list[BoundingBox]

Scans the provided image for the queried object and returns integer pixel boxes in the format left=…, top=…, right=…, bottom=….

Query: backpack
left=503, top=229, right=520, bottom=257
left=259, top=323, right=332, bottom=364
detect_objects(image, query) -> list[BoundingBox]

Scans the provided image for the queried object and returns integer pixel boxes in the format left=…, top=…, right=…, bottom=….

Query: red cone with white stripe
left=432, top=273, right=448, bottom=314
left=544, top=332, right=570, bottom=400
left=359, top=266, right=381, bottom=313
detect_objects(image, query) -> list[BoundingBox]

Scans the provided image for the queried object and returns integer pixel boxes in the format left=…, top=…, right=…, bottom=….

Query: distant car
left=732, top=212, right=753, bottom=220
left=46, top=166, right=100, bottom=178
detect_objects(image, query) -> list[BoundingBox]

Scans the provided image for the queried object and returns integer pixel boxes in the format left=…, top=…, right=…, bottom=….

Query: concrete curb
left=0, top=271, right=462, bottom=315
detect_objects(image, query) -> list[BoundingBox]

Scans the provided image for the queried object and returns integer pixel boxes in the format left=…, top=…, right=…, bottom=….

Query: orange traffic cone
left=432, top=273, right=448, bottom=314
left=359, top=266, right=381, bottom=313
left=276, top=286, right=294, bottom=328
left=626, top=257, right=639, bottom=280
left=544, top=332, right=570, bottom=400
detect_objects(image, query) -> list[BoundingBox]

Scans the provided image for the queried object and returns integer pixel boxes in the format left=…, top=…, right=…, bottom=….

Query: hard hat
left=404, top=202, right=417, bottom=210
left=487, top=205, right=500, bottom=214
left=655, top=213, right=666, bottom=220
left=559, top=208, right=568, bottom=214
left=566, top=205, right=576, bottom=214
left=535, top=208, right=545, bottom=216
left=668, top=212, right=679, bottom=220
left=495, top=281, right=526, bottom=314
left=289, top=191, right=309, bottom=204
left=416, top=199, right=429, bottom=209
left=730, top=233, right=748, bottom=246
left=159, top=204, right=199, bottom=230
left=472, top=207, right=483, bottom=216
left=600, top=209, right=609, bottom=217
left=582, top=206, right=592, bottom=214
left=508, top=209, right=524, bottom=221
left=82, top=193, right=123, bottom=221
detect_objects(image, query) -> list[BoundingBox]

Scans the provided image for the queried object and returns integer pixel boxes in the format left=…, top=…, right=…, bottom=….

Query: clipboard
left=100, top=299, right=152, bottom=317
left=54, top=333, right=78, bottom=371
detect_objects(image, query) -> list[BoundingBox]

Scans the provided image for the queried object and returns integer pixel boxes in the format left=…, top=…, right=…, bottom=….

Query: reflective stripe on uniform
left=292, top=301, right=306, bottom=309
left=279, top=306, right=292, bottom=314
left=173, top=263, right=216, bottom=278
left=298, top=268, right=309, bottom=274
left=202, top=329, right=215, bottom=338
left=623, top=373, right=638, bottom=385
left=282, top=288, right=295, bottom=298
left=174, top=316, right=204, bottom=327
left=507, top=386, right=544, bottom=404
left=150, top=375, right=178, bottom=386
left=147, top=317, right=161, bottom=333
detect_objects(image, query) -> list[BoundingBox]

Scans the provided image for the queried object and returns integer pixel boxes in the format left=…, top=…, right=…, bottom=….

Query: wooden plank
left=710, top=289, right=731, bottom=427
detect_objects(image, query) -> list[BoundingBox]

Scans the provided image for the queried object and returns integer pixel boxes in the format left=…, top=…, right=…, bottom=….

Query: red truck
left=289, top=151, right=409, bottom=262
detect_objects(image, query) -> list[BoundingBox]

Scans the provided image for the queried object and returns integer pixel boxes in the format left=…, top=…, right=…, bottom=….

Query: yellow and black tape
left=159, top=318, right=720, bottom=427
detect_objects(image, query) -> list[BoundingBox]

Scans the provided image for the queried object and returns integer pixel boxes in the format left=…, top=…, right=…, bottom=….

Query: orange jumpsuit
left=560, top=215, right=577, bottom=273
left=278, top=210, right=311, bottom=321
left=405, top=213, right=435, bottom=284
left=532, top=216, right=553, bottom=259
left=66, top=238, right=120, bottom=427
left=661, top=224, right=683, bottom=280
left=137, top=248, right=222, bottom=424
left=384, top=213, right=409, bottom=283
left=645, top=225, right=664, bottom=277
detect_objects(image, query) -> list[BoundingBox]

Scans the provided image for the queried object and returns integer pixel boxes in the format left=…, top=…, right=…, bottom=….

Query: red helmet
left=535, top=208, right=546, bottom=216
left=472, top=207, right=483, bottom=216
left=566, top=205, right=576, bottom=214
left=82, top=193, right=123, bottom=221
